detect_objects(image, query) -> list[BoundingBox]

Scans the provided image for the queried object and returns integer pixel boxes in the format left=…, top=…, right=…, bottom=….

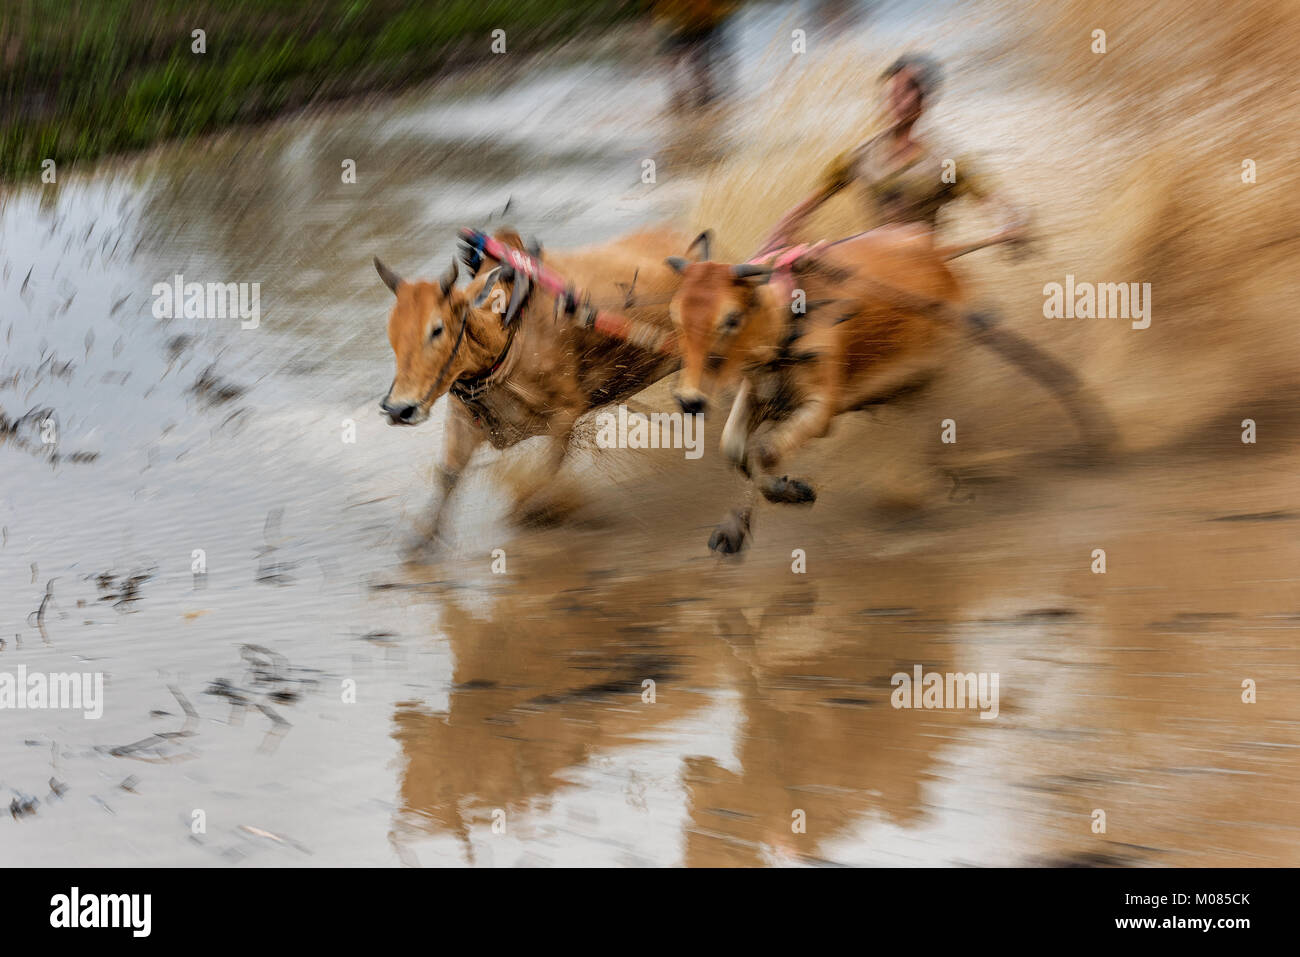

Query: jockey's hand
left=995, top=219, right=1037, bottom=262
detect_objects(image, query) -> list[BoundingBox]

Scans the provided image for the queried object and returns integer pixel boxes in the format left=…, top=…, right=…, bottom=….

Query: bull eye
left=428, top=324, right=444, bottom=342
left=719, top=310, right=742, bottom=334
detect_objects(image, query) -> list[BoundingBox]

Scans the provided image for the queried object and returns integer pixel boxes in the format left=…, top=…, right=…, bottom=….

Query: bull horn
left=472, top=267, right=503, bottom=308
left=439, top=259, right=459, bottom=295
left=503, top=271, right=531, bottom=327
left=732, top=264, right=773, bottom=282
left=374, top=256, right=402, bottom=294
left=666, top=256, right=688, bottom=275
left=686, top=229, right=713, bottom=262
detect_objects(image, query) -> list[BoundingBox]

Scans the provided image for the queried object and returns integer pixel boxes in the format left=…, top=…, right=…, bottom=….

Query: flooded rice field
left=3, top=0, right=1299, bottom=866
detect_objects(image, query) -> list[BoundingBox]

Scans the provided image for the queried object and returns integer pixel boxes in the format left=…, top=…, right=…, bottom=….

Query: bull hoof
left=708, top=509, right=751, bottom=555
left=760, top=475, right=816, bottom=504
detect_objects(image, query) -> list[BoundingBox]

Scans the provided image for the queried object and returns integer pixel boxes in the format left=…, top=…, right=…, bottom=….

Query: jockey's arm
left=758, top=181, right=842, bottom=255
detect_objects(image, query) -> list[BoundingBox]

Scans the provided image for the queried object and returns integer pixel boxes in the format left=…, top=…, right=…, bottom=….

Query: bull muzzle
left=674, top=389, right=707, bottom=415
left=380, top=396, right=422, bottom=425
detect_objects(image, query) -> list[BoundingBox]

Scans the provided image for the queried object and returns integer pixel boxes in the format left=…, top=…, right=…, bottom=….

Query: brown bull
left=666, top=226, right=1115, bottom=553
left=375, top=226, right=689, bottom=544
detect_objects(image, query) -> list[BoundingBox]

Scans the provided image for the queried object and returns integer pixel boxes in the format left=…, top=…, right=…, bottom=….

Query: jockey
left=759, top=53, right=1030, bottom=257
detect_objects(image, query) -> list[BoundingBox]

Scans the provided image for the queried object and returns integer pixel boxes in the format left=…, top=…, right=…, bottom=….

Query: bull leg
left=753, top=348, right=836, bottom=472
left=709, top=380, right=822, bottom=555
left=752, top=398, right=829, bottom=500
left=750, top=350, right=838, bottom=504
left=719, top=378, right=753, bottom=468
left=706, top=386, right=773, bottom=554
left=707, top=451, right=814, bottom=554
left=706, top=383, right=754, bottom=554
left=757, top=346, right=950, bottom=504
left=756, top=472, right=818, bottom=504
left=709, top=484, right=757, bottom=555
left=509, top=412, right=580, bottom=527
left=708, top=458, right=818, bottom=554
left=757, top=398, right=832, bottom=467
left=745, top=382, right=833, bottom=506
left=414, top=400, right=485, bottom=548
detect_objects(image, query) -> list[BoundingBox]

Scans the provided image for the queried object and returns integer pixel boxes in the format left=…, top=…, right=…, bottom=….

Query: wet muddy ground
left=3, top=0, right=1298, bottom=866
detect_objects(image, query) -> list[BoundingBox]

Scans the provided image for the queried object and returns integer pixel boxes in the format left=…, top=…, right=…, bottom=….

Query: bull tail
left=962, top=310, right=1119, bottom=454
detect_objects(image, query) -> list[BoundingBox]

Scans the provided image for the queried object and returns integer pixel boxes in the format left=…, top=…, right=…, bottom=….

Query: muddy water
left=3, top=0, right=1299, bottom=867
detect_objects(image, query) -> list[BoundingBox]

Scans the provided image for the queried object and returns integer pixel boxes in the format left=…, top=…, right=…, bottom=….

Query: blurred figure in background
left=812, top=0, right=864, bottom=34
left=656, top=0, right=738, bottom=109
left=761, top=53, right=1029, bottom=255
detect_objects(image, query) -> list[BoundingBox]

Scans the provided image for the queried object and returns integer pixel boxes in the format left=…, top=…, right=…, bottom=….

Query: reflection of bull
left=666, top=227, right=1116, bottom=553
left=389, top=574, right=721, bottom=865
left=373, top=227, right=686, bottom=540
left=683, top=585, right=949, bottom=866
left=387, top=565, right=957, bottom=866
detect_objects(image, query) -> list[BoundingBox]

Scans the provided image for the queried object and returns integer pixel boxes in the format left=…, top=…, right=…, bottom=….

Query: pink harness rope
left=457, top=227, right=821, bottom=356
left=459, top=228, right=679, bottom=355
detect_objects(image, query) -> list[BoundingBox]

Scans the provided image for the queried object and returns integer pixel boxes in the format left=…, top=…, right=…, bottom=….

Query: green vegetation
left=0, top=0, right=640, bottom=180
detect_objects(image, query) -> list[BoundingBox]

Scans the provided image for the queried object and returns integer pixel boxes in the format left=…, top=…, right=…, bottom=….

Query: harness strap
left=746, top=231, right=960, bottom=359
left=450, top=321, right=519, bottom=402
left=419, top=306, right=472, bottom=409
left=459, top=228, right=679, bottom=356
left=453, top=228, right=898, bottom=369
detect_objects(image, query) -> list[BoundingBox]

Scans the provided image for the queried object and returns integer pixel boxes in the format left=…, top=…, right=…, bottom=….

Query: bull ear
left=732, top=264, right=772, bottom=284
left=666, top=256, right=688, bottom=274
left=685, top=230, right=713, bottom=262
left=439, top=259, right=459, bottom=295
left=374, top=256, right=402, bottom=294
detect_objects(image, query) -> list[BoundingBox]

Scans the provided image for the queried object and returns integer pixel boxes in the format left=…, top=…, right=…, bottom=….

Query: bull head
left=375, top=257, right=486, bottom=427
left=668, top=249, right=777, bottom=416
